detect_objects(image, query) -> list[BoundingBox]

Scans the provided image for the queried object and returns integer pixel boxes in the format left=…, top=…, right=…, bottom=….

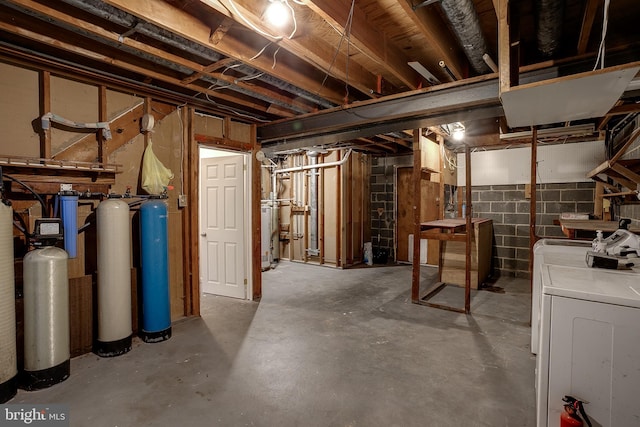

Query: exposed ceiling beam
left=4, top=0, right=314, bottom=116
left=0, top=18, right=272, bottom=114
left=258, top=76, right=505, bottom=151
left=197, top=0, right=379, bottom=98
left=304, top=0, right=419, bottom=89
left=102, top=0, right=345, bottom=105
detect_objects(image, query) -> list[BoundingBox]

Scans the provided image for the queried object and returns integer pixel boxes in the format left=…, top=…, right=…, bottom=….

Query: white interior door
left=200, top=154, right=245, bottom=299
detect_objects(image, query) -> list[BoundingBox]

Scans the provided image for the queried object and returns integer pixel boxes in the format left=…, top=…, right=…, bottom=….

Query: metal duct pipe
left=536, top=0, right=565, bottom=57
left=439, top=0, right=491, bottom=74
left=306, top=151, right=320, bottom=256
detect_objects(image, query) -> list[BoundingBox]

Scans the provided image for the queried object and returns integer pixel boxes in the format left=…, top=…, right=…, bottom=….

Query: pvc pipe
left=275, top=149, right=352, bottom=174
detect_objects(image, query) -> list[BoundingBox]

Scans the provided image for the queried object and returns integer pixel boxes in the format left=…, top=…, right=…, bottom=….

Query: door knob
left=200, top=232, right=207, bottom=237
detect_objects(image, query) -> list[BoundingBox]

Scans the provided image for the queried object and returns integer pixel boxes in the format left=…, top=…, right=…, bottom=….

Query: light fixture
left=450, top=122, right=465, bottom=141
left=265, top=0, right=290, bottom=28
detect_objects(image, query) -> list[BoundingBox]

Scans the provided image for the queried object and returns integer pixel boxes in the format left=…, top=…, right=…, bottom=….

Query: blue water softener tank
left=139, top=198, right=171, bottom=343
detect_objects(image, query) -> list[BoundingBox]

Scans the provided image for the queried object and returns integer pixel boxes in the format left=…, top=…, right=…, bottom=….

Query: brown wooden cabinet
left=440, top=218, right=493, bottom=290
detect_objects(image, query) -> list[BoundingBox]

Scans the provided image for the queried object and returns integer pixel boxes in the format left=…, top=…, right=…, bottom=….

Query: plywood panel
left=229, top=121, right=252, bottom=143
left=440, top=220, right=493, bottom=289
left=419, top=135, right=440, bottom=172
left=0, top=62, right=40, bottom=157
left=168, top=211, right=185, bottom=320
left=194, top=113, right=223, bottom=137
left=457, top=140, right=604, bottom=186
left=106, top=89, right=143, bottom=120
left=501, top=65, right=640, bottom=127
left=69, top=275, right=93, bottom=357
left=397, top=167, right=440, bottom=263
left=50, top=76, right=99, bottom=155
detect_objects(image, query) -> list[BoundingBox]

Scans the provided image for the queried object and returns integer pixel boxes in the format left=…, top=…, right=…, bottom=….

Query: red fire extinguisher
left=560, top=396, right=592, bottom=427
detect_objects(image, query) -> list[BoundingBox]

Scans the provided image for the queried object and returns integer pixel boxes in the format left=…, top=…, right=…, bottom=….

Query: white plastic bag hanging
left=141, top=140, right=174, bottom=195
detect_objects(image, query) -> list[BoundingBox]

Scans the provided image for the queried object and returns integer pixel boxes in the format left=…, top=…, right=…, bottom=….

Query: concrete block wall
left=468, top=182, right=596, bottom=279
left=370, top=158, right=399, bottom=259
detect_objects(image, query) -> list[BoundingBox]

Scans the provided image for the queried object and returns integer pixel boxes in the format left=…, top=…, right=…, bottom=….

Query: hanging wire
left=343, top=0, right=356, bottom=101
left=593, top=0, right=611, bottom=70
left=317, top=0, right=356, bottom=99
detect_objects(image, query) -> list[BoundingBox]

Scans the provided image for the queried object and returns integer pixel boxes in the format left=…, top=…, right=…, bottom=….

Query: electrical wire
left=317, top=0, right=356, bottom=98
left=3, top=173, right=48, bottom=217
left=593, top=0, right=611, bottom=71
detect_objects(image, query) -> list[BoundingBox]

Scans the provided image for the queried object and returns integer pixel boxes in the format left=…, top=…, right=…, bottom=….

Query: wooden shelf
left=0, top=155, right=120, bottom=193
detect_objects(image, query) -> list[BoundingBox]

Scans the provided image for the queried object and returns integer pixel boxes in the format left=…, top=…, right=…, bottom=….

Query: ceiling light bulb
left=453, top=129, right=465, bottom=141
left=265, top=1, right=289, bottom=28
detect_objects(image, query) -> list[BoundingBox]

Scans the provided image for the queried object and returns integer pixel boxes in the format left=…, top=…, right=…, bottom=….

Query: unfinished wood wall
left=0, top=59, right=188, bottom=321
left=0, top=62, right=40, bottom=157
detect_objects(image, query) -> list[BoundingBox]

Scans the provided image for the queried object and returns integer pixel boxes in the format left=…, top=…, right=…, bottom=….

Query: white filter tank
left=96, top=199, right=133, bottom=356
left=0, top=203, right=17, bottom=402
left=22, top=246, right=70, bottom=390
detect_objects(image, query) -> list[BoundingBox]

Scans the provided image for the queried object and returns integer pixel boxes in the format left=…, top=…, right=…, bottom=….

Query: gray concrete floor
left=11, top=262, right=536, bottom=426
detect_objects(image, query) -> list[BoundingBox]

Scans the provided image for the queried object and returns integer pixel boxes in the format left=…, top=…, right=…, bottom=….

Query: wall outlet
left=178, top=194, right=188, bottom=208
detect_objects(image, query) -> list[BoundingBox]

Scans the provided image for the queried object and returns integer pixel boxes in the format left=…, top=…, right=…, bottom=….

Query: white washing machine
left=536, top=263, right=640, bottom=427
left=531, top=239, right=592, bottom=354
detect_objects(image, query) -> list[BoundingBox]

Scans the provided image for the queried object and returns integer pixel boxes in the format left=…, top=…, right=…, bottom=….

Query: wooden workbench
left=559, top=219, right=640, bottom=239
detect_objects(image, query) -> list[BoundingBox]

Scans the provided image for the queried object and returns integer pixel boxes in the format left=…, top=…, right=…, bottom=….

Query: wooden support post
left=187, top=107, right=200, bottom=316
left=303, top=155, right=309, bottom=262
left=411, top=130, right=422, bottom=302
left=98, top=85, right=107, bottom=163
left=336, top=152, right=342, bottom=267
left=251, top=125, right=262, bottom=300
left=497, top=0, right=511, bottom=95
left=464, top=146, right=471, bottom=314
left=319, top=155, right=325, bottom=264
left=594, top=182, right=604, bottom=220
left=529, top=127, right=538, bottom=324
left=345, top=153, right=353, bottom=265
left=39, top=70, right=51, bottom=159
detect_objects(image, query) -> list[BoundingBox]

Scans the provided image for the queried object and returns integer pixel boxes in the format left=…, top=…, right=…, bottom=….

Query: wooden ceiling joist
left=102, top=0, right=346, bottom=105
left=304, top=0, right=419, bottom=89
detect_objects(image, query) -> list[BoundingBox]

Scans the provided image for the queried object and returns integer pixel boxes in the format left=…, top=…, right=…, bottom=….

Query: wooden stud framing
left=187, top=107, right=200, bottom=316
left=411, top=131, right=421, bottom=302
left=303, top=156, right=309, bottom=263
left=319, top=154, right=325, bottom=264
left=39, top=70, right=51, bottom=159
left=345, top=154, right=353, bottom=265
left=251, top=124, right=262, bottom=300
left=577, top=0, right=601, bottom=55
left=98, top=85, right=107, bottom=163
left=464, top=146, right=472, bottom=315
left=336, top=153, right=342, bottom=268
left=497, top=0, right=511, bottom=95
